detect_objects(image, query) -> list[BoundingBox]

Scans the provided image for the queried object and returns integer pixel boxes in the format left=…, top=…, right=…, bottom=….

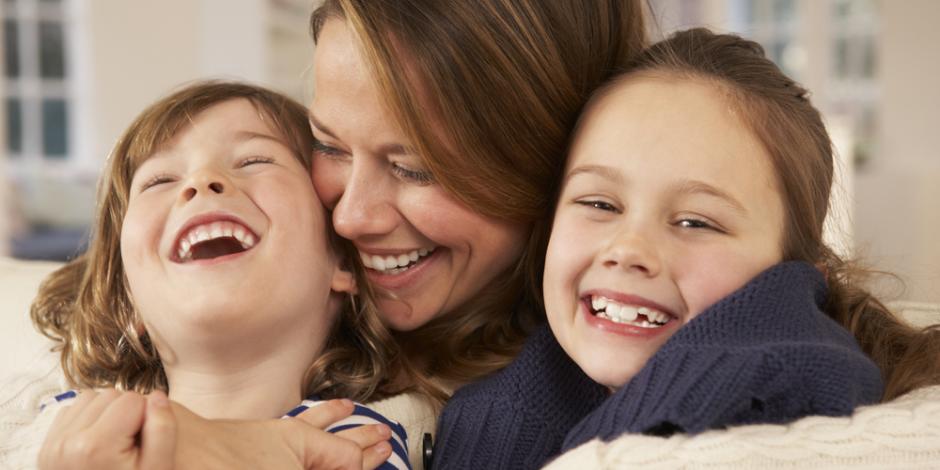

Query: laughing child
left=30, top=81, right=409, bottom=469
left=433, top=28, right=940, bottom=469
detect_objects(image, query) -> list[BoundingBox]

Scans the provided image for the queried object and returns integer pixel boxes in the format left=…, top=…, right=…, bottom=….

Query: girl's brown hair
left=588, top=28, right=939, bottom=400
left=30, top=81, right=392, bottom=401
left=310, top=0, right=648, bottom=403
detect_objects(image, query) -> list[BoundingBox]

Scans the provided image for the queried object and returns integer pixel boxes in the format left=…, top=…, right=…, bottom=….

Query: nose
left=330, top=165, right=401, bottom=240
left=601, top=227, right=662, bottom=277
left=179, top=168, right=229, bottom=202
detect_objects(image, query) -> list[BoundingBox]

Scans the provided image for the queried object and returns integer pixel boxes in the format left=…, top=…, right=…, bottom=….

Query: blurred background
left=0, top=0, right=938, bottom=302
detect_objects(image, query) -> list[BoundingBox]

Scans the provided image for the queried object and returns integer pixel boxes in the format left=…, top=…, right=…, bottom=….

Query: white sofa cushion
left=0, top=257, right=62, bottom=378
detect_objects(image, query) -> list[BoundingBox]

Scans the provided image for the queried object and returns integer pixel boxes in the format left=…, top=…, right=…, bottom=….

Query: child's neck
left=159, top=338, right=319, bottom=420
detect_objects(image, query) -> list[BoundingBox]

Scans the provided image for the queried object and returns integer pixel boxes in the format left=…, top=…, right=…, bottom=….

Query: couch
left=2, top=257, right=939, bottom=468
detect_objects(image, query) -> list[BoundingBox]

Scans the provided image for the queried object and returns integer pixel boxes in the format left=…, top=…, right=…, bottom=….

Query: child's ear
left=330, top=265, right=357, bottom=295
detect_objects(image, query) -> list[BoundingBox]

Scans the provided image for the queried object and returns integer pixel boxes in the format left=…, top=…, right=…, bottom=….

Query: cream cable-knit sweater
left=545, top=384, right=940, bottom=469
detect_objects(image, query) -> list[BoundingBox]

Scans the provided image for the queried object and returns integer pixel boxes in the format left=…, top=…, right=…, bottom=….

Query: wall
left=856, top=0, right=940, bottom=302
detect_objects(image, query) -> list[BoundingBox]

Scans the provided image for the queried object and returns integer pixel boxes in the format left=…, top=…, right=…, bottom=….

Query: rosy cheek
left=680, top=252, right=756, bottom=318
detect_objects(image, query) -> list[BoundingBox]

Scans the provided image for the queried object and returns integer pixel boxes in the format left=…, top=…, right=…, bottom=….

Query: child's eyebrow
left=234, top=130, right=285, bottom=145
left=564, top=164, right=624, bottom=185
left=673, top=179, right=748, bottom=215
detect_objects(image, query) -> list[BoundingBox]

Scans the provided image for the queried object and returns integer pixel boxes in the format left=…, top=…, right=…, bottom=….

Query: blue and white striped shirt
left=42, top=391, right=410, bottom=469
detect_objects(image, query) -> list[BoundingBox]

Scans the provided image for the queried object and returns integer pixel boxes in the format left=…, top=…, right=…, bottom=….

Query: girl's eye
left=392, top=162, right=434, bottom=185
left=575, top=199, right=620, bottom=213
left=238, top=155, right=274, bottom=167
left=141, top=175, right=175, bottom=191
left=313, top=141, right=346, bottom=159
left=676, top=217, right=720, bottom=232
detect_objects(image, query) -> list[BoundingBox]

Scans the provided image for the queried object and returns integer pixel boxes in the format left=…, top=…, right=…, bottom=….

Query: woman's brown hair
left=587, top=28, right=940, bottom=400
left=30, top=81, right=393, bottom=401
left=310, top=0, right=648, bottom=402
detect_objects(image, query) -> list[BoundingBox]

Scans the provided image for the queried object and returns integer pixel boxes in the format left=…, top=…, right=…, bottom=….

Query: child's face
left=544, top=75, right=786, bottom=388
left=120, top=99, right=353, bottom=359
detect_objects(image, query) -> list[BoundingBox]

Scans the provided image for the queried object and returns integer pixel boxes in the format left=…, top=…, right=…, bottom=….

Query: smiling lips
left=173, top=220, right=258, bottom=262
left=359, top=247, right=436, bottom=274
left=587, top=295, right=674, bottom=328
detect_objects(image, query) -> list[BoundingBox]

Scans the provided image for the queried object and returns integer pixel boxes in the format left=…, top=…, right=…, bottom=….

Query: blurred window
left=3, top=0, right=70, bottom=161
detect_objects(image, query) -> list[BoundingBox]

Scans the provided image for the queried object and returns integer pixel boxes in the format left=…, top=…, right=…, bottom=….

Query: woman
left=307, top=0, right=646, bottom=402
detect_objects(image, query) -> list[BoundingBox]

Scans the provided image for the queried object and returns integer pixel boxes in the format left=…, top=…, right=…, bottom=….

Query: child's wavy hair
left=30, top=81, right=398, bottom=401
left=584, top=28, right=939, bottom=400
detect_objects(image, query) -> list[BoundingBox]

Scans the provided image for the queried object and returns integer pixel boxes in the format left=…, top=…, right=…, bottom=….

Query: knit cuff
left=563, top=340, right=883, bottom=452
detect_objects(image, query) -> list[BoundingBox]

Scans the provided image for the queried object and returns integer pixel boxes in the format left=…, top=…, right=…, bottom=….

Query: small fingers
left=140, top=391, right=178, bottom=470
left=295, top=399, right=355, bottom=429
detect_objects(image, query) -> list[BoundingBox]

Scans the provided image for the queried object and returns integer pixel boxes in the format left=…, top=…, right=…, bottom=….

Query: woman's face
left=309, top=19, right=526, bottom=331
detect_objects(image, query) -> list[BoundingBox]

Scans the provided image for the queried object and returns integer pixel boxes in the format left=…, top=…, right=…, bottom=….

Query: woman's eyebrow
left=307, top=112, right=337, bottom=139
left=308, top=111, right=415, bottom=156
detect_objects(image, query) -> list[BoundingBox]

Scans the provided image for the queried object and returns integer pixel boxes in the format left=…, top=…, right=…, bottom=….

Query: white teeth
left=174, top=220, right=258, bottom=261
left=372, top=256, right=387, bottom=271
left=590, top=295, right=670, bottom=326
left=210, top=222, right=223, bottom=239
left=360, top=247, right=436, bottom=272
left=621, top=306, right=639, bottom=322
left=606, top=302, right=622, bottom=319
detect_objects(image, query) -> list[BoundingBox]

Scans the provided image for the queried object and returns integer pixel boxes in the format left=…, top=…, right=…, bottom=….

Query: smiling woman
left=307, top=0, right=647, bottom=405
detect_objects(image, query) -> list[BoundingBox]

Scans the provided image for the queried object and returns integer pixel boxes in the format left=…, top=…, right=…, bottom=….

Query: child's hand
left=38, top=389, right=177, bottom=470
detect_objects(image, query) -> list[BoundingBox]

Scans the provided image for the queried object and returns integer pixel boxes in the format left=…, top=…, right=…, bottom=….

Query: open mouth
left=173, top=220, right=258, bottom=263
left=359, top=247, right=436, bottom=275
left=586, top=295, right=674, bottom=329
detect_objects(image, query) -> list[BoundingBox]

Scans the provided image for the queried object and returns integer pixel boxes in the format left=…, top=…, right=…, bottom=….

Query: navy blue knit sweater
left=432, top=262, right=884, bottom=470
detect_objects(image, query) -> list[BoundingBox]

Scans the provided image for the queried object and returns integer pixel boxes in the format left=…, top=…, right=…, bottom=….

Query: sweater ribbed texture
left=432, top=262, right=883, bottom=469
left=562, top=261, right=883, bottom=450
left=431, top=326, right=607, bottom=470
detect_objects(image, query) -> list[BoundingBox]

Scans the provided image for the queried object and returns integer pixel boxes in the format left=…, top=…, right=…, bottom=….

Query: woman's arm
left=171, top=398, right=394, bottom=470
